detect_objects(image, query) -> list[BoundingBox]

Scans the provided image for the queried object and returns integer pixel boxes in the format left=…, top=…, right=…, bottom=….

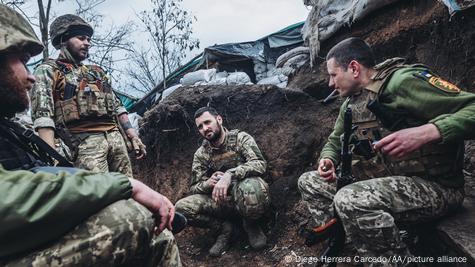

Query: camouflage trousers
left=175, top=177, right=271, bottom=229
left=298, top=171, right=464, bottom=267
left=2, top=199, right=181, bottom=267
left=74, top=130, right=133, bottom=177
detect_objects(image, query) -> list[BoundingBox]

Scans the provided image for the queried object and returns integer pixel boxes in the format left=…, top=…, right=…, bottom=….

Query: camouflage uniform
left=175, top=130, right=270, bottom=229
left=0, top=6, right=179, bottom=265
left=299, top=58, right=475, bottom=266
left=30, top=22, right=132, bottom=177
left=0, top=166, right=181, bottom=267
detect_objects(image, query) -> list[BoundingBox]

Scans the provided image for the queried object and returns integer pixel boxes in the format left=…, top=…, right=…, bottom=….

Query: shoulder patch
left=414, top=71, right=461, bottom=93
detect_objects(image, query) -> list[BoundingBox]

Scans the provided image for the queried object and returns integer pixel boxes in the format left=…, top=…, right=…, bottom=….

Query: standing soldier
left=0, top=4, right=180, bottom=266
left=175, top=107, right=271, bottom=257
left=298, top=37, right=475, bottom=266
left=30, top=14, right=146, bottom=176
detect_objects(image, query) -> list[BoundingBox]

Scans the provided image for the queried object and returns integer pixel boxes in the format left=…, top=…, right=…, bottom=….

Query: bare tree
left=72, top=0, right=135, bottom=76
left=127, top=0, right=199, bottom=95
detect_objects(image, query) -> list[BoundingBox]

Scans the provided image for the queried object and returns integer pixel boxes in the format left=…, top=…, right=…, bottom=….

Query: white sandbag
left=226, top=72, right=252, bottom=85
left=215, top=71, right=228, bottom=79
left=302, top=0, right=400, bottom=66
left=257, top=74, right=288, bottom=85
left=257, top=75, right=281, bottom=85
left=160, top=84, right=182, bottom=102
left=253, top=59, right=267, bottom=74
left=266, top=66, right=294, bottom=77
left=255, top=73, right=267, bottom=82
left=277, top=81, right=287, bottom=88
left=276, top=46, right=310, bottom=68
left=280, top=66, right=295, bottom=76
left=283, top=54, right=309, bottom=69
left=208, top=77, right=228, bottom=85
left=278, top=74, right=288, bottom=82
left=180, top=68, right=217, bottom=86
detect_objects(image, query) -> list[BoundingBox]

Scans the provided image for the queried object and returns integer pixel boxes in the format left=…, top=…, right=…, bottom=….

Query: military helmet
left=0, top=4, right=43, bottom=56
left=50, top=14, right=93, bottom=49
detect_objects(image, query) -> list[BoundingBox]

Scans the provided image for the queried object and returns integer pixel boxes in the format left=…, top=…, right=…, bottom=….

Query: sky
left=106, top=0, right=308, bottom=48
left=22, top=0, right=310, bottom=95
left=46, top=0, right=310, bottom=59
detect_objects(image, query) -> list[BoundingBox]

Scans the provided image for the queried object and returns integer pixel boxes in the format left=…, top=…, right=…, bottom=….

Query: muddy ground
left=134, top=0, right=475, bottom=266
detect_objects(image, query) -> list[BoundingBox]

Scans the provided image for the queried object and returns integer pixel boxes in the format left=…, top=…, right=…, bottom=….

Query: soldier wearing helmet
left=0, top=5, right=182, bottom=266
left=30, top=14, right=146, bottom=177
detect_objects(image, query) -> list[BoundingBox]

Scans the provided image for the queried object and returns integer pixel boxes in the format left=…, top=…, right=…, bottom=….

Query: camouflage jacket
left=190, top=129, right=267, bottom=194
left=30, top=49, right=127, bottom=130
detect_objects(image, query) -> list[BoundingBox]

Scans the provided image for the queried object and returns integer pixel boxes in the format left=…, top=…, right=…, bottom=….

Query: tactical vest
left=349, top=58, right=464, bottom=182
left=0, top=119, right=49, bottom=170
left=46, top=60, right=117, bottom=126
left=205, top=129, right=244, bottom=176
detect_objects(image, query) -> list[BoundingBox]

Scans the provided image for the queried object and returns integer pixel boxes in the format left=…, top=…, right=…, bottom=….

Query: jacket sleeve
left=225, top=132, right=267, bottom=180
left=31, top=64, right=56, bottom=130
left=383, top=68, right=475, bottom=143
left=0, top=166, right=132, bottom=258
left=318, top=98, right=347, bottom=166
left=189, top=147, right=213, bottom=194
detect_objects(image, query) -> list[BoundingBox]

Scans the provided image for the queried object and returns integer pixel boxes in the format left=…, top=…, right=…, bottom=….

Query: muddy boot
left=209, top=221, right=233, bottom=257
left=243, top=220, right=267, bottom=250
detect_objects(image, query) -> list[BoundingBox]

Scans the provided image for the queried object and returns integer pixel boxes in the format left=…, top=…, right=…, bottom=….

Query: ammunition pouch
left=50, top=60, right=117, bottom=125
left=54, top=98, right=80, bottom=124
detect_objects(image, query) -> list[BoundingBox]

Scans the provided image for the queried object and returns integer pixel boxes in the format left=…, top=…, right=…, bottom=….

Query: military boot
left=209, top=221, right=233, bottom=257
left=243, top=220, right=267, bottom=250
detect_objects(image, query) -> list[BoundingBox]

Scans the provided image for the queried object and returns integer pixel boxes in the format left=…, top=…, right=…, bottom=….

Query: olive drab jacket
left=320, top=58, right=475, bottom=187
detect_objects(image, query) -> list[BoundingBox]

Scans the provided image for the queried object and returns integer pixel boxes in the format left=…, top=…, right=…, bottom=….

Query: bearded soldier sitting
left=175, top=107, right=271, bottom=257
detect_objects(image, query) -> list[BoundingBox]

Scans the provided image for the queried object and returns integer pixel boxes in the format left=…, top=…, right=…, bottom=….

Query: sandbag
left=276, top=46, right=310, bottom=68
left=257, top=74, right=288, bottom=85
left=180, top=68, right=217, bottom=86
left=160, top=84, right=182, bottom=102
left=283, top=54, right=309, bottom=69
left=226, top=72, right=252, bottom=85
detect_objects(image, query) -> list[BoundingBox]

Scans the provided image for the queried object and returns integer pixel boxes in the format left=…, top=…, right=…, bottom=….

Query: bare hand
left=373, top=124, right=441, bottom=158
left=212, top=172, right=231, bottom=203
left=318, top=158, right=336, bottom=182
left=207, top=171, right=224, bottom=187
left=129, top=178, right=175, bottom=234
left=131, top=136, right=147, bottom=159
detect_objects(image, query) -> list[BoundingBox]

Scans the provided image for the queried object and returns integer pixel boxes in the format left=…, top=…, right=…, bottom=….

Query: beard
left=65, top=42, right=89, bottom=62
left=204, top=124, right=223, bottom=143
left=0, top=65, right=29, bottom=118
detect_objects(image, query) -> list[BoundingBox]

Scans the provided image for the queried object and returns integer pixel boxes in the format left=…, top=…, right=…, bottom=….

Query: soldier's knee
left=235, top=177, right=270, bottom=220
left=297, top=171, right=312, bottom=192
left=175, top=198, right=192, bottom=215
left=297, top=171, right=321, bottom=193
left=175, top=195, right=205, bottom=216
left=333, top=187, right=356, bottom=216
left=157, top=229, right=177, bottom=245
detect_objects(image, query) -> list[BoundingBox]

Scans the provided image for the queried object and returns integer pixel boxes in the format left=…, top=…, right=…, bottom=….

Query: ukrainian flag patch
left=415, top=71, right=461, bottom=93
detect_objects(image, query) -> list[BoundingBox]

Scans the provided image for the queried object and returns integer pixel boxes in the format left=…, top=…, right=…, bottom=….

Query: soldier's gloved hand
left=131, top=136, right=147, bottom=159
left=212, top=172, right=232, bottom=203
